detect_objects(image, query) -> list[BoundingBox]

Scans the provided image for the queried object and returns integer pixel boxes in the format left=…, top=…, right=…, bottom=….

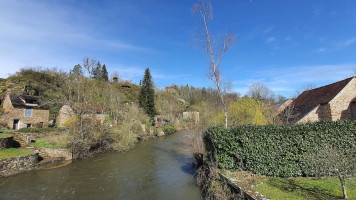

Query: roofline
left=329, top=76, right=355, bottom=104
left=297, top=105, right=319, bottom=123
left=297, top=76, right=356, bottom=123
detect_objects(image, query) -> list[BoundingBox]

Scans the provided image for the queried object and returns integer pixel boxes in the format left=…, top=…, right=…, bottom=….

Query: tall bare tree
left=193, top=0, right=236, bottom=128
left=82, top=57, right=97, bottom=78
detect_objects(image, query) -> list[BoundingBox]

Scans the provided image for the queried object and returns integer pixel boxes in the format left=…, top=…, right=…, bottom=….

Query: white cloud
left=340, top=38, right=356, bottom=47
left=265, top=37, right=276, bottom=44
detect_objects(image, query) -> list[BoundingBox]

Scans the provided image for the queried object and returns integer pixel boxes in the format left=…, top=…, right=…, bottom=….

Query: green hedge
left=203, top=120, right=356, bottom=177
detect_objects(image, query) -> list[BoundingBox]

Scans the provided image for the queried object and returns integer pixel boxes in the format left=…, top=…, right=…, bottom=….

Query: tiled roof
left=290, top=76, right=354, bottom=122
left=8, top=93, right=49, bottom=109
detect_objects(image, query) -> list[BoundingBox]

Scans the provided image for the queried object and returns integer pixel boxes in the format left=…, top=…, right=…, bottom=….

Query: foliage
left=161, top=124, right=176, bottom=135
left=0, top=148, right=33, bottom=159
left=203, top=120, right=356, bottom=177
left=138, top=68, right=156, bottom=118
left=214, top=98, right=268, bottom=126
left=63, top=116, right=78, bottom=127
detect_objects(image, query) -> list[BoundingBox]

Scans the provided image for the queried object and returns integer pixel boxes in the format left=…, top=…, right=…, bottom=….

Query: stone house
left=2, top=93, right=49, bottom=129
left=182, top=111, right=200, bottom=124
left=56, top=104, right=108, bottom=127
left=280, top=76, right=356, bottom=123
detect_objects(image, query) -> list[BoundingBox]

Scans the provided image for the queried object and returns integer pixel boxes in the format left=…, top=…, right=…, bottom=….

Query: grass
left=221, top=170, right=356, bottom=200
left=0, top=148, right=33, bottom=159
left=17, top=127, right=67, bottom=133
left=256, top=176, right=356, bottom=200
left=32, top=135, right=71, bottom=149
left=0, top=133, right=12, bottom=138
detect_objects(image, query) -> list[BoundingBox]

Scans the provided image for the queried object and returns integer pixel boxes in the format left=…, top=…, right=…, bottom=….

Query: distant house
left=183, top=107, right=200, bottom=124
left=280, top=76, right=356, bottom=123
left=57, top=104, right=108, bottom=127
left=165, top=86, right=176, bottom=93
left=2, top=93, right=49, bottom=129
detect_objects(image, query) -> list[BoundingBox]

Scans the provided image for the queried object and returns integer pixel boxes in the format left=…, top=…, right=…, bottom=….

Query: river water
left=0, top=131, right=201, bottom=200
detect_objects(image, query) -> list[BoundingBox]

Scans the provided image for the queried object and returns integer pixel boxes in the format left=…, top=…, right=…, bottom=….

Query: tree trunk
left=338, top=174, right=348, bottom=199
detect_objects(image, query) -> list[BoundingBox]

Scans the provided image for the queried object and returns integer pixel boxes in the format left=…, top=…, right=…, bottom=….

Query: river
left=0, top=130, right=201, bottom=200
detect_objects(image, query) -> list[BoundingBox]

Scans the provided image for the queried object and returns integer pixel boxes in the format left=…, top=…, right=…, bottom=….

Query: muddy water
left=0, top=131, right=201, bottom=200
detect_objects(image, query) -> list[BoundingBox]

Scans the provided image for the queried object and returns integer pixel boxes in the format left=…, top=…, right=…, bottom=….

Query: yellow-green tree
left=214, top=98, right=268, bottom=126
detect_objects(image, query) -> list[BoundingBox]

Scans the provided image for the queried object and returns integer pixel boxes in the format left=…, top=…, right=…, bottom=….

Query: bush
left=162, top=124, right=176, bottom=135
left=203, top=120, right=356, bottom=177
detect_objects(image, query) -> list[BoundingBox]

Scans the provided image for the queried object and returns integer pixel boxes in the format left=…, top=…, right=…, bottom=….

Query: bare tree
left=305, top=145, right=356, bottom=200
left=82, top=57, right=97, bottom=78
left=193, top=0, right=236, bottom=128
left=247, top=82, right=274, bottom=101
left=110, top=71, right=122, bottom=83
left=295, top=83, right=316, bottom=97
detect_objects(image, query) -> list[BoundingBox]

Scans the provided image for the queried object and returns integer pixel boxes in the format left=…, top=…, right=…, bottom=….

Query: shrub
left=162, top=124, right=176, bottom=135
left=203, top=120, right=356, bottom=177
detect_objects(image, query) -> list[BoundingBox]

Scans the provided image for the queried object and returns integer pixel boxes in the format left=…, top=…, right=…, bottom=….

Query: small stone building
left=182, top=111, right=200, bottom=124
left=56, top=104, right=108, bottom=127
left=280, top=76, right=356, bottom=123
left=2, top=93, right=49, bottom=129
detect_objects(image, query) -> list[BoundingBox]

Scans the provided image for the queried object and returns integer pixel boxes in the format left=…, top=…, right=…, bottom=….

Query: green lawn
left=0, top=148, right=33, bottom=159
left=0, top=133, right=12, bottom=138
left=256, top=176, right=356, bottom=200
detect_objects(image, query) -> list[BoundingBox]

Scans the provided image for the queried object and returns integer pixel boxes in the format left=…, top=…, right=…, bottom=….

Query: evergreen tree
left=139, top=68, right=156, bottom=118
left=93, top=62, right=102, bottom=79
left=101, top=64, right=109, bottom=81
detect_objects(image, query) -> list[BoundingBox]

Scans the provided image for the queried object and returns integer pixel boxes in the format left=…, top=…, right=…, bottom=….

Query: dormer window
left=25, top=108, right=32, bottom=117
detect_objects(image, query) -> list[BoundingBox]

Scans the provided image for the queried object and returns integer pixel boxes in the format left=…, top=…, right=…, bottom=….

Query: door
left=13, top=119, right=19, bottom=130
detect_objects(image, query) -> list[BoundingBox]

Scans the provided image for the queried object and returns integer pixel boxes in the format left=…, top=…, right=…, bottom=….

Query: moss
left=0, top=148, right=33, bottom=159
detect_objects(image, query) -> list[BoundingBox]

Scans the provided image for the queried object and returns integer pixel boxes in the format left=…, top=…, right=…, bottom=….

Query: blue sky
left=0, top=0, right=356, bottom=97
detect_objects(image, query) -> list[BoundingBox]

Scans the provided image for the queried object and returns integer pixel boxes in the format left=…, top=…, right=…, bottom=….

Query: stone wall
left=182, top=111, right=200, bottom=123
left=40, top=147, right=72, bottom=160
left=0, top=136, right=13, bottom=149
left=56, top=105, right=74, bottom=127
left=0, top=152, right=39, bottom=177
left=3, top=95, right=49, bottom=129
left=330, top=78, right=356, bottom=120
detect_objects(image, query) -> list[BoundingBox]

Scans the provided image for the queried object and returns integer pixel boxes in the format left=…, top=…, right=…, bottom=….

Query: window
left=25, top=108, right=32, bottom=117
left=27, top=123, right=32, bottom=128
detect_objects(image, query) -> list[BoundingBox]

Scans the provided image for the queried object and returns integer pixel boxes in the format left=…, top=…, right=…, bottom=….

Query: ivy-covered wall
left=203, top=120, right=356, bottom=177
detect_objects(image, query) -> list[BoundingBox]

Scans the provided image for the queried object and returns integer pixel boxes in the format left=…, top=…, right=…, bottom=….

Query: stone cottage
left=280, top=76, right=356, bottom=123
left=56, top=104, right=108, bottom=127
left=2, top=93, right=49, bottom=129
